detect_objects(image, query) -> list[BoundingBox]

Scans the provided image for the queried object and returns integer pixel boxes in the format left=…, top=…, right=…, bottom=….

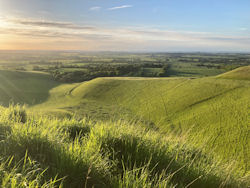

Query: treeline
left=196, top=63, right=242, bottom=70
left=50, top=63, right=170, bottom=82
left=51, top=64, right=141, bottom=82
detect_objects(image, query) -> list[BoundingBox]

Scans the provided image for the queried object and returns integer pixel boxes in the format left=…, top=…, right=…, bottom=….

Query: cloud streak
left=108, top=5, right=133, bottom=10
left=0, top=16, right=249, bottom=51
left=89, top=6, right=101, bottom=11
left=239, top=28, right=248, bottom=31
left=9, top=19, right=95, bottom=30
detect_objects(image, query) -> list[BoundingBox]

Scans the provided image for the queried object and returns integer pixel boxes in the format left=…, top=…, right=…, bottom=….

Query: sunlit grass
left=31, top=73, right=249, bottom=173
left=0, top=106, right=248, bottom=187
left=0, top=66, right=249, bottom=187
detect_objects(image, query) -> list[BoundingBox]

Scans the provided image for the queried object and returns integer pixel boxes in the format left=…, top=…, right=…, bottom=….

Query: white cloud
left=89, top=6, right=101, bottom=11
left=108, top=5, right=133, bottom=10
left=0, top=16, right=249, bottom=51
left=239, top=28, right=248, bottom=31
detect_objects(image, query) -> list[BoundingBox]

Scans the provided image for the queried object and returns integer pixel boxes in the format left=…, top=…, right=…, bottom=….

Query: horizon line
left=0, top=50, right=250, bottom=54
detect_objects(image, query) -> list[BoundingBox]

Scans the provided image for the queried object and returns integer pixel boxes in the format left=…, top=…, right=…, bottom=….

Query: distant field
left=1, top=52, right=249, bottom=82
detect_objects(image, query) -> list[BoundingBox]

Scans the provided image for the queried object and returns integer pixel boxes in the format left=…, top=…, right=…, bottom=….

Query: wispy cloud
left=89, top=6, right=101, bottom=11
left=239, top=27, right=248, bottom=31
left=8, top=18, right=95, bottom=30
left=108, top=5, right=133, bottom=10
left=37, top=10, right=51, bottom=16
left=204, top=36, right=250, bottom=42
left=0, top=16, right=249, bottom=51
left=0, top=27, right=111, bottom=40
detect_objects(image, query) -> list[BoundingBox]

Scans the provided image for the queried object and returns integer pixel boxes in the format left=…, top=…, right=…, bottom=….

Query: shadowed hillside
left=0, top=70, right=61, bottom=106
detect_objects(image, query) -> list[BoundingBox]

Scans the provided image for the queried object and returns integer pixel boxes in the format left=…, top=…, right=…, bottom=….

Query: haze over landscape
left=0, top=0, right=250, bottom=51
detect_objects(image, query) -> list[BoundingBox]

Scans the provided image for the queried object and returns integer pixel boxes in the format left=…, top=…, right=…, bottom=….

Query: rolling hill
left=0, top=67, right=249, bottom=185
left=217, top=65, right=250, bottom=80
left=30, top=67, right=250, bottom=174
left=0, top=70, right=60, bottom=106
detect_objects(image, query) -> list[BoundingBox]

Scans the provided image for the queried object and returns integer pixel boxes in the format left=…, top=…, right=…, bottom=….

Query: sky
left=0, top=0, right=249, bottom=52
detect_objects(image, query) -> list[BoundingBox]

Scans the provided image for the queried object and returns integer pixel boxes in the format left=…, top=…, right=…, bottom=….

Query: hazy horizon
left=1, top=50, right=250, bottom=54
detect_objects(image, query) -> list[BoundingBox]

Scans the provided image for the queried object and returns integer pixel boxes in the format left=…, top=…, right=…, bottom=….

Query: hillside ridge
left=217, top=65, right=250, bottom=80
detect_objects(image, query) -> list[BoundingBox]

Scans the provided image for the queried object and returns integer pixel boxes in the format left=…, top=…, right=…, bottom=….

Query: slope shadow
left=0, top=70, right=61, bottom=107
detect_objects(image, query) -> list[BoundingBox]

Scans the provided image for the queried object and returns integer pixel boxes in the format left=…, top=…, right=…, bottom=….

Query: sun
left=0, top=17, right=7, bottom=28
left=0, top=21, right=4, bottom=28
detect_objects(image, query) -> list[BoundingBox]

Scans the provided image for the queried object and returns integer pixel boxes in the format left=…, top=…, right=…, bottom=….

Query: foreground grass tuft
left=0, top=106, right=248, bottom=187
left=4, top=104, right=27, bottom=123
left=0, top=154, right=61, bottom=188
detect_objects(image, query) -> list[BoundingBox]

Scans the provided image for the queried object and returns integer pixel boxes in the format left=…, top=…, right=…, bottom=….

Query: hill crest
left=217, top=66, right=250, bottom=80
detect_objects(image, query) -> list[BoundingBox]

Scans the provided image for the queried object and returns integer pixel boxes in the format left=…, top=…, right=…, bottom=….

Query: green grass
left=142, top=68, right=164, bottom=76
left=217, top=65, right=250, bottom=80
left=60, top=68, right=88, bottom=73
left=0, top=66, right=249, bottom=187
left=167, top=64, right=225, bottom=77
left=0, top=70, right=61, bottom=106
left=0, top=106, right=248, bottom=187
left=30, top=67, right=250, bottom=175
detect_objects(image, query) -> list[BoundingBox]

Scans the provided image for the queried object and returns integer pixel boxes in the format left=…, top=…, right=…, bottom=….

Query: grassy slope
left=31, top=67, right=250, bottom=174
left=0, top=67, right=249, bottom=180
left=0, top=107, right=247, bottom=187
left=217, top=65, right=250, bottom=80
left=70, top=77, right=249, bottom=172
left=0, top=70, right=60, bottom=106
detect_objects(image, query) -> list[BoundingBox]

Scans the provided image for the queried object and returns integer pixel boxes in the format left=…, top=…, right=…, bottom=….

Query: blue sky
left=0, top=0, right=249, bottom=51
